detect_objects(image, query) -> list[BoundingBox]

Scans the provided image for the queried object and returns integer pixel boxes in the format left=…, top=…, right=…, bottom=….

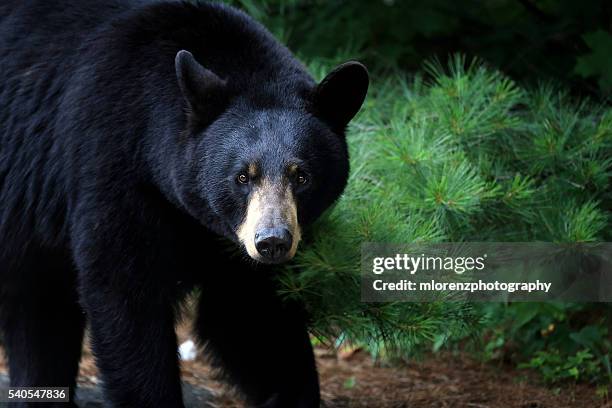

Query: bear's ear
left=311, top=61, right=369, bottom=132
left=175, top=50, right=227, bottom=128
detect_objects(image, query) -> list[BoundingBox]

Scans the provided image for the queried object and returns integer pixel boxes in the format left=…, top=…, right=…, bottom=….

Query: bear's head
left=173, top=50, right=368, bottom=264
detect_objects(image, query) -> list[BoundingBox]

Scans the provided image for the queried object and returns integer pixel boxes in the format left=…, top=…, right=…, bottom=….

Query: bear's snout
left=236, top=178, right=302, bottom=263
left=255, top=227, right=293, bottom=262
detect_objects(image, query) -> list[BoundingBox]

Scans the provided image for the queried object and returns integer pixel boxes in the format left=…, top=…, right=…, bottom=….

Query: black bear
left=0, top=0, right=368, bottom=407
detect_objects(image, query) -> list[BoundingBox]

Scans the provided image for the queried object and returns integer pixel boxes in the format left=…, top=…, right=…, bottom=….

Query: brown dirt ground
left=0, top=329, right=609, bottom=408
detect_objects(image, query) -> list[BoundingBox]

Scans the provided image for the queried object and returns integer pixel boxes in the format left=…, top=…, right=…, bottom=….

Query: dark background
left=227, top=0, right=612, bottom=99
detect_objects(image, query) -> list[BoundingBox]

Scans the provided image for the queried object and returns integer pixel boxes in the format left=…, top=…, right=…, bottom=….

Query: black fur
left=0, top=1, right=368, bottom=407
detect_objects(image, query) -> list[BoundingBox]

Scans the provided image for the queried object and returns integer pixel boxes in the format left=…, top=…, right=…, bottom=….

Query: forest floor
left=175, top=346, right=609, bottom=408
left=0, top=327, right=609, bottom=408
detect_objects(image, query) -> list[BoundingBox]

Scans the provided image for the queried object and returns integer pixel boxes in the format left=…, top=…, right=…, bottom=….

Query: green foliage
left=275, top=55, right=612, bottom=383
left=575, top=31, right=612, bottom=92
left=482, top=302, right=612, bottom=384
left=520, top=349, right=602, bottom=383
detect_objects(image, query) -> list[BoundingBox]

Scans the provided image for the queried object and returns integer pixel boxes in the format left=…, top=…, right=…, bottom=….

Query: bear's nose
left=254, top=227, right=293, bottom=262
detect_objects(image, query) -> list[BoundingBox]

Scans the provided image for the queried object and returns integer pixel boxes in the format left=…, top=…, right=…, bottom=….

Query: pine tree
left=278, top=56, right=612, bottom=373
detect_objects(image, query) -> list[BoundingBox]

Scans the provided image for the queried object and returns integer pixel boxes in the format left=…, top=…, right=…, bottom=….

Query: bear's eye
left=237, top=173, right=249, bottom=184
left=296, top=173, right=308, bottom=185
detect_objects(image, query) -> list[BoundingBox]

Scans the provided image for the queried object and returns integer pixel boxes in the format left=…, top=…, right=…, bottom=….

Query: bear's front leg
left=196, top=270, right=320, bottom=408
left=72, top=204, right=185, bottom=408
left=81, top=281, right=183, bottom=407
